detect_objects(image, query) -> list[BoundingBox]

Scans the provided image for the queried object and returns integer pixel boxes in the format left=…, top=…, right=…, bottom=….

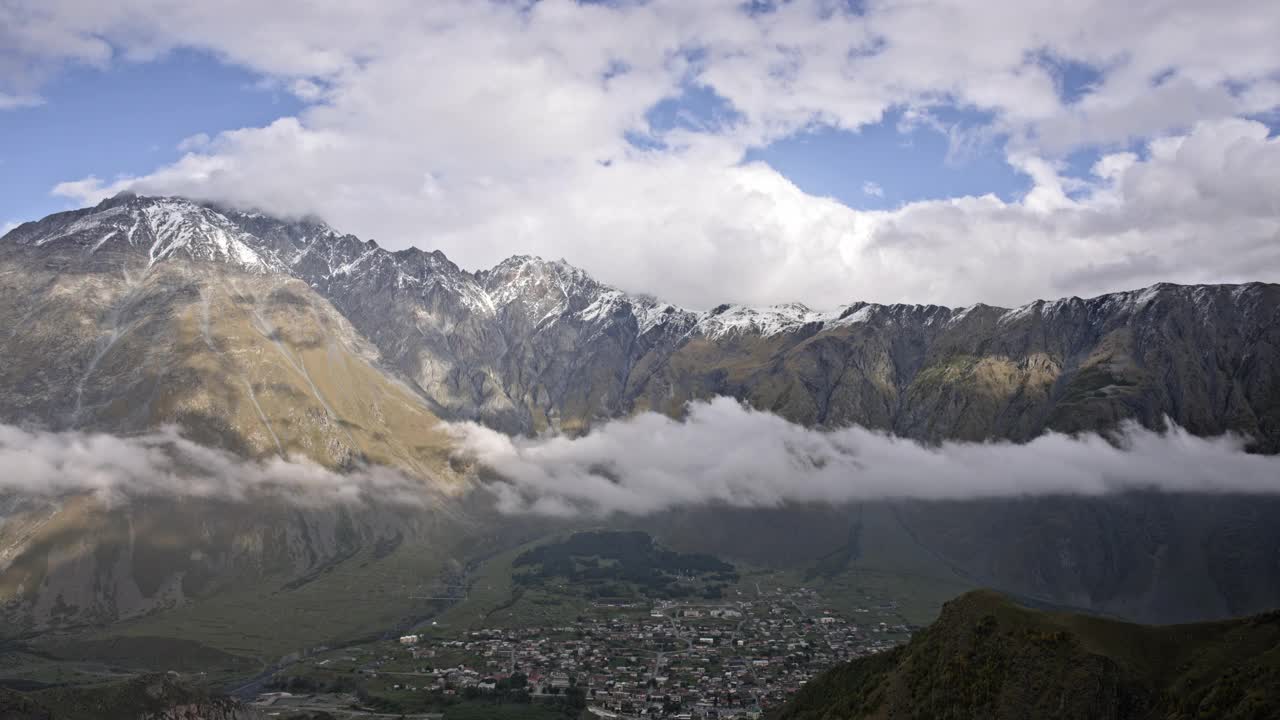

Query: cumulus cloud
left=861, top=180, right=884, bottom=198
left=54, top=119, right=1280, bottom=308
left=451, top=398, right=1280, bottom=517
left=175, top=132, right=210, bottom=152
left=4, top=1, right=1277, bottom=143
left=0, top=423, right=438, bottom=507
left=8, top=0, right=1280, bottom=307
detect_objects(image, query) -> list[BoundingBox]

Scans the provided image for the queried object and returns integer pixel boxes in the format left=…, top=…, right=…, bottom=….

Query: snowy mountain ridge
left=2, top=194, right=902, bottom=339
left=4, top=193, right=1271, bottom=345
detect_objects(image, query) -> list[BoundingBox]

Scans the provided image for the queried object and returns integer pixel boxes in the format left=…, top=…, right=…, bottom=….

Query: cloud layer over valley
left=6, top=400, right=1279, bottom=515
left=452, top=398, right=1280, bottom=516
left=0, top=423, right=438, bottom=507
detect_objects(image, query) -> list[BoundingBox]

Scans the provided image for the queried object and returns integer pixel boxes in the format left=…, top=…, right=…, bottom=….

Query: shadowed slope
left=773, top=590, right=1280, bottom=720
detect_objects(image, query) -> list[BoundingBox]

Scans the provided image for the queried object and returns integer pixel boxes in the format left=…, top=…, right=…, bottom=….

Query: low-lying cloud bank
left=451, top=398, right=1280, bottom=516
left=0, top=423, right=433, bottom=507
left=7, top=400, right=1278, bottom=514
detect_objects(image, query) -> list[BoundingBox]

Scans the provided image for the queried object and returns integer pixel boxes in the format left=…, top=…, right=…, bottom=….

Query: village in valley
left=251, top=582, right=913, bottom=719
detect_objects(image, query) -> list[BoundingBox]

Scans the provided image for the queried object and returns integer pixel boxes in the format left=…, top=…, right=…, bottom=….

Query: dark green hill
left=773, top=590, right=1280, bottom=720
left=1, top=674, right=255, bottom=720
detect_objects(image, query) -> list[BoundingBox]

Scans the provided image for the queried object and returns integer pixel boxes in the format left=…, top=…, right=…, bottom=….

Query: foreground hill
left=773, top=590, right=1280, bottom=720
left=0, top=673, right=258, bottom=719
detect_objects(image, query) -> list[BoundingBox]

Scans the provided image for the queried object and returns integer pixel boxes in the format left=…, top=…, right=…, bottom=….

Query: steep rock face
left=7, top=194, right=1278, bottom=449
left=3, top=195, right=1280, bottom=632
left=240, top=210, right=1280, bottom=451
left=0, top=209, right=460, bottom=476
left=0, top=197, right=470, bottom=632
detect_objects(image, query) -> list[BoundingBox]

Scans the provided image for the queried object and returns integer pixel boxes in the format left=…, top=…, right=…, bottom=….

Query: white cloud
left=452, top=398, right=1280, bottom=517
left=0, top=91, right=42, bottom=110
left=176, top=132, right=210, bottom=152
left=862, top=180, right=884, bottom=198
left=0, top=423, right=440, bottom=508
left=56, top=117, right=1280, bottom=308
left=11, top=401, right=1275, bottom=519
left=10, top=0, right=1280, bottom=307
left=52, top=175, right=111, bottom=203
left=6, top=0, right=1278, bottom=150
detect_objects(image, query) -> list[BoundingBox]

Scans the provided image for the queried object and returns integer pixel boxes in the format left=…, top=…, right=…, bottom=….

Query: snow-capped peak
left=693, top=301, right=874, bottom=339
left=11, top=195, right=1248, bottom=352
left=138, top=199, right=284, bottom=271
left=11, top=194, right=286, bottom=273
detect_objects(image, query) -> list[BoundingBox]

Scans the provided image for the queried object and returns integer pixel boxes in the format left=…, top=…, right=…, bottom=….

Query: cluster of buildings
left=358, top=587, right=910, bottom=719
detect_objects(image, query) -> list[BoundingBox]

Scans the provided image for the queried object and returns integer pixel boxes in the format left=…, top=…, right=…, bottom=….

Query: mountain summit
left=3, top=196, right=1280, bottom=632
left=5, top=194, right=1277, bottom=447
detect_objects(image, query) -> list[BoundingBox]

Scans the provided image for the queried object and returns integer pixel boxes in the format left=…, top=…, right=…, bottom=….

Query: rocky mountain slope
left=6, top=193, right=1278, bottom=449
left=772, top=589, right=1280, bottom=720
left=0, top=202, right=460, bottom=474
left=0, top=196, right=475, bottom=633
left=1, top=194, right=1279, bottom=634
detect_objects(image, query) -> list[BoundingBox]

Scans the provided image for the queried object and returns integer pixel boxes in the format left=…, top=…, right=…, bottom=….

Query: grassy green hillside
left=773, top=590, right=1280, bottom=720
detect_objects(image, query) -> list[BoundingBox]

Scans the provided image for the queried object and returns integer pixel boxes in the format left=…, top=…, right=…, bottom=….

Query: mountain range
left=5, top=192, right=1278, bottom=450
left=1, top=193, right=1279, bottom=639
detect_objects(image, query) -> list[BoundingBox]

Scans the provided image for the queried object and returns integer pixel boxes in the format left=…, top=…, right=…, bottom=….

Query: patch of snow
left=999, top=301, right=1041, bottom=325
left=89, top=230, right=119, bottom=253
left=946, top=305, right=976, bottom=327
left=1129, top=284, right=1166, bottom=310
left=694, top=302, right=873, bottom=339
left=577, top=289, right=626, bottom=324
left=332, top=249, right=377, bottom=276
left=395, top=270, right=422, bottom=289
left=125, top=215, right=142, bottom=246
left=831, top=305, right=874, bottom=327
left=633, top=301, right=694, bottom=335
left=455, top=283, right=497, bottom=316
left=33, top=205, right=129, bottom=246
left=139, top=199, right=281, bottom=272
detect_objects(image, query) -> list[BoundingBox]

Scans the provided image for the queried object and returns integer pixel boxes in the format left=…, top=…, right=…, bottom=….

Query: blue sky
left=3, top=1, right=1279, bottom=310
left=0, top=51, right=303, bottom=228
left=639, top=82, right=1030, bottom=209
left=744, top=110, right=1028, bottom=209
left=1, top=43, right=1146, bottom=231
left=4, top=51, right=1023, bottom=226
left=2, top=49, right=1039, bottom=228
